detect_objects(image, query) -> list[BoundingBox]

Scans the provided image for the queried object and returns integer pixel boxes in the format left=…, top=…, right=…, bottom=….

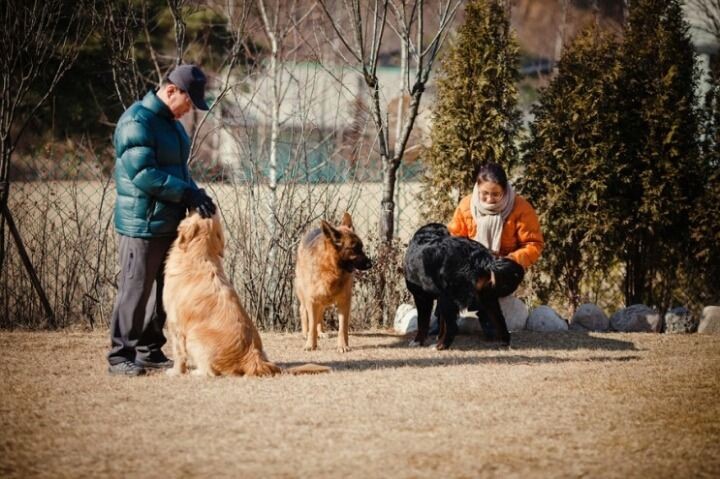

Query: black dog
left=403, top=223, right=524, bottom=349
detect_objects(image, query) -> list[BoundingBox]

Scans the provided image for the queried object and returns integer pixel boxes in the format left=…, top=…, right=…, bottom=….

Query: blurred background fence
left=0, top=143, right=422, bottom=331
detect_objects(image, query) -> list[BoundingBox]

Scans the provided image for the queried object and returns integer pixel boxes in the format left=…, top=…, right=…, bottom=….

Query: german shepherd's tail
left=283, top=364, right=331, bottom=375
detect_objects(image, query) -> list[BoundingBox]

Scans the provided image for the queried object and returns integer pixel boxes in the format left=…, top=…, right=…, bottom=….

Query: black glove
left=182, top=188, right=216, bottom=219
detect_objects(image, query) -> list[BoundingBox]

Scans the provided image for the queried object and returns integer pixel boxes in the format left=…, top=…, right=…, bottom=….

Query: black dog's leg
left=410, top=291, right=433, bottom=347
left=475, top=306, right=497, bottom=341
left=436, top=298, right=459, bottom=350
left=479, top=295, right=510, bottom=346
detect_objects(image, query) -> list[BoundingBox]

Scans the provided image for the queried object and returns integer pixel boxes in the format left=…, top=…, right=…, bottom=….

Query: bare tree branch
left=689, top=0, right=720, bottom=42
left=167, top=0, right=187, bottom=65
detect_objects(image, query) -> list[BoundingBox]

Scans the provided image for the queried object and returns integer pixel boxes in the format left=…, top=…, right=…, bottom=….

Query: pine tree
left=421, top=0, right=521, bottom=221
left=613, top=0, right=701, bottom=309
left=689, top=59, right=720, bottom=305
left=519, top=26, right=620, bottom=310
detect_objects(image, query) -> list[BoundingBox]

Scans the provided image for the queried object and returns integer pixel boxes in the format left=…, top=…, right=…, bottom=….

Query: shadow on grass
left=348, top=330, right=639, bottom=352
left=282, top=352, right=641, bottom=372
left=279, top=332, right=641, bottom=372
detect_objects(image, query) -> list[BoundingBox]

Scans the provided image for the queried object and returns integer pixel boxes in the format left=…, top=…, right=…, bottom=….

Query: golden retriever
left=163, top=211, right=329, bottom=377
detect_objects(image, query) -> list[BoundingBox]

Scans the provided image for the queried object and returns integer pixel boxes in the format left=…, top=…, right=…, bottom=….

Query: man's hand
left=182, top=188, right=217, bottom=219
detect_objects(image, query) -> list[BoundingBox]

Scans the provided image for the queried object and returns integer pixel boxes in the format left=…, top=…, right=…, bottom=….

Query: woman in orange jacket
left=447, top=162, right=544, bottom=339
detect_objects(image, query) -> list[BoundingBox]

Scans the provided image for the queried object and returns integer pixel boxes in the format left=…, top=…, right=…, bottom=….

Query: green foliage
left=421, top=0, right=521, bottom=222
left=613, top=0, right=701, bottom=309
left=34, top=0, right=236, bottom=141
left=519, top=26, right=621, bottom=310
left=522, top=0, right=703, bottom=313
left=688, top=59, right=720, bottom=306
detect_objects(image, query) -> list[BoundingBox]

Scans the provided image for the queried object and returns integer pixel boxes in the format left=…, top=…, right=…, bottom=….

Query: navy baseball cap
left=167, top=64, right=209, bottom=110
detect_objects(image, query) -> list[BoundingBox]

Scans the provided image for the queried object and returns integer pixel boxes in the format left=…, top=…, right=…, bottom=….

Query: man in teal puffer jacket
left=108, top=64, right=216, bottom=376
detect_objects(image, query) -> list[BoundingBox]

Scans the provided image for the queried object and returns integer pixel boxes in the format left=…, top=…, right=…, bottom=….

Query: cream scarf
left=471, top=182, right=516, bottom=254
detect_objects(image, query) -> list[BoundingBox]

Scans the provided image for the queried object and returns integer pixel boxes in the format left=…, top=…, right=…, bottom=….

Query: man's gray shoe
left=135, top=356, right=174, bottom=369
left=108, top=360, right=147, bottom=376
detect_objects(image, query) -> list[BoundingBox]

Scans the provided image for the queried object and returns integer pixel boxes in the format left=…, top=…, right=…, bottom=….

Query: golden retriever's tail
left=242, top=348, right=283, bottom=377
left=283, top=364, right=331, bottom=375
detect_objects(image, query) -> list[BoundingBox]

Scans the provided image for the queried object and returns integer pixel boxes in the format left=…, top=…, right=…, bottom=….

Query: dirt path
left=1, top=330, right=719, bottom=478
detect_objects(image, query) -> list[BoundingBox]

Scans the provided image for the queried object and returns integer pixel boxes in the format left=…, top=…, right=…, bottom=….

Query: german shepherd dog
left=295, top=213, right=372, bottom=352
left=403, top=223, right=524, bottom=349
left=163, top=212, right=330, bottom=377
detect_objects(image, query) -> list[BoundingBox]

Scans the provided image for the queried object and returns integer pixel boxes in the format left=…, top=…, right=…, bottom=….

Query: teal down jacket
left=113, top=90, right=198, bottom=238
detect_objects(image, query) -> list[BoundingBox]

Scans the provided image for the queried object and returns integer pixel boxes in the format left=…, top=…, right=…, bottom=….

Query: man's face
left=165, top=84, right=193, bottom=119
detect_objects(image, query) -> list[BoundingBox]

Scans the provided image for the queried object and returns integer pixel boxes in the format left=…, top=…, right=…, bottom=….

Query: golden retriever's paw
left=165, top=368, right=182, bottom=377
left=303, top=343, right=318, bottom=351
left=336, top=345, right=351, bottom=353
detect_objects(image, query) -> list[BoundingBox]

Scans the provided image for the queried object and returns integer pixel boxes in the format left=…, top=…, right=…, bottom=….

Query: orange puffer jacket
left=447, top=193, right=544, bottom=270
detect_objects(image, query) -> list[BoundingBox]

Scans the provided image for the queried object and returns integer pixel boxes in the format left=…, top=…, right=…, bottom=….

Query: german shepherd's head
left=320, top=213, right=372, bottom=272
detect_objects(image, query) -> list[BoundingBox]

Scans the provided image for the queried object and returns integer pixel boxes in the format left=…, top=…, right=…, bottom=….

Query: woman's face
left=477, top=181, right=505, bottom=205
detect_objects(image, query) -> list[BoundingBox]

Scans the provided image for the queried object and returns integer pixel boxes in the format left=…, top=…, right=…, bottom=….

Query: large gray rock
left=394, top=304, right=441, bottom=334
left=698, top=306, right=720, bottom=334
left=610, top=304, right=661, bottom=332
left=570, top=303, right=609, bottom=332
left=394, top=303, right=418, bottom=334
left=500, top=296, right=529, bottom=332
left=527, top=306, right=568, bottom=332
left=664, top=306, right=697, bottom=333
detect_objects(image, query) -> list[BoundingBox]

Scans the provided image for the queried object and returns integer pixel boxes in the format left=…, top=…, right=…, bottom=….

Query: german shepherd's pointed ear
left=320, top=220, right=343, bottom=248
left=177, top=220, right=200, bottom=251
left=340, top=212, right=354, bottom=230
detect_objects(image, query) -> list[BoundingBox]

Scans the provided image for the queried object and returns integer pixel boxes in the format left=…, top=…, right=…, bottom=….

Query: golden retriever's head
left=176, top=211, right=225, bottom=258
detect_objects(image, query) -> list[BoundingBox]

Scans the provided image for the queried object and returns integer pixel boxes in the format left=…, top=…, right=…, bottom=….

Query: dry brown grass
left=1, top=330, right=719, bottom=478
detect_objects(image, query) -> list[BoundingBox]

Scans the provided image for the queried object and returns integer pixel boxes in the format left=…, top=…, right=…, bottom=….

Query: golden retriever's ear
left=320, top=220, right=342, bottom=247
left=177, top=221, right=200, bottom=251
left=340, top=212, right=354, bottom=230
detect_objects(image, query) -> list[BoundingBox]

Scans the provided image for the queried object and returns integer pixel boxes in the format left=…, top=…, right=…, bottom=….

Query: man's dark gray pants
left=108, top=234, right=175, bottom=366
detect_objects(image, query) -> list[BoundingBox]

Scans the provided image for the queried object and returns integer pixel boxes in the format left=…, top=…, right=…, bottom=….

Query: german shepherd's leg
left=436, top=298, right=459, bottom=350
left=409, top=291, right=433, bottom=347
left=336, top=291, right=351, bottom=353
left=300, top=298, right=309, bottom=339
left=317, top=319, right=328, bottom=338
left=303, top=303, right=323, bottom=351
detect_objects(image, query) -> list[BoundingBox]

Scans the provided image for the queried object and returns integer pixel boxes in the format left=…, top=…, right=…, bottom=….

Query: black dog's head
left=468, top=247, right=495, bottom=293
left=321, top=213, right=372, bottom=272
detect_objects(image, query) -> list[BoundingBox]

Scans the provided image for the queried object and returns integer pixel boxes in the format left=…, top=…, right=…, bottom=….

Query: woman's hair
left=475, top=162, right=508, bottom=190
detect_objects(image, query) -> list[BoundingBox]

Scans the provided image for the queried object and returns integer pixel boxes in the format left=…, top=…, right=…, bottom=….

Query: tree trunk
left=267, top=32, right=280, bottom=328
left=379, top=157, right=400, bottom=242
